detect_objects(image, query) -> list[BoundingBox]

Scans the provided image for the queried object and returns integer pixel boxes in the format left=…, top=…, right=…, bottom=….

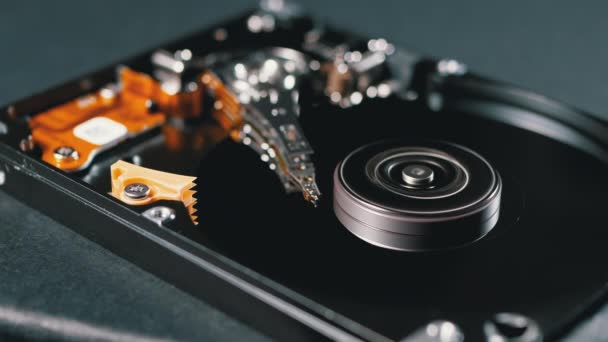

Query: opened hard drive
left=1, top=1, right=607, bottom=341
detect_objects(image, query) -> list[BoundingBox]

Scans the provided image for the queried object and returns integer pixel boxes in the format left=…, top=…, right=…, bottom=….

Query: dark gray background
left=0, top=0, right=606, bottom=340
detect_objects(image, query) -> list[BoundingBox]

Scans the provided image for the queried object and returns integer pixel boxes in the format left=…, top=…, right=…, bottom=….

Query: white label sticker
left=73, top=117, right=128, bottom=146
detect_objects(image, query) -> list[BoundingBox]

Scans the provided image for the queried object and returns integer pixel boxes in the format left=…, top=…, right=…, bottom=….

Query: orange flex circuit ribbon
left=29, top=67, right=205, bottom=172
left=29, top=68, right=167, bottom=172
left=200, top=72, right=243, bottom=135
left=110, top=160, right=198, bottom=224
left=120, top=67, right=203, bottom=119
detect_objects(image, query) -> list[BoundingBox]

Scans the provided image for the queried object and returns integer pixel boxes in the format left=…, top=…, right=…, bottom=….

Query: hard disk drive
left=0, top=2, right=607, bottom=341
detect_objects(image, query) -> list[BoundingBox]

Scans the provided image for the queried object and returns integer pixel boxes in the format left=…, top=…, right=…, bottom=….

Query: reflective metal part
left=151, top=50, right=185, bottom=94
left=426, top=59, right=467, bottom=112
left=214, top=48, right=321, bottom=205
left=152, top=50, right=187, bottom=74
left=323, top=44, right=392, bottom=107
left=142, top=206, right=176, bottom=226
left=303, top=29, right=420, bottom=107
left=123, top=183, right=151, bottom=200
left=19, top=135, right=35, bottom=153
left=53, top=146, right=79, bottom=161
left=484, top=313, right=542, bottom=342
left=150, top=49, right=194, bottom=95
left=247, top=0, right=304, bottom=33
left=400, top=320, right=464, bottom=342
left=437, top=59, right=467, bottom=77
left=402, top=164, right=435, bottom=187
left=247, top=14, right=275, bottom=33
left=334, top=141, right=501, bottom=251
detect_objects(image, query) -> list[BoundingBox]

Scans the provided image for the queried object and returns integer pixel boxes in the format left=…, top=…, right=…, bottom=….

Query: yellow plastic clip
left=110, top=160, right=198, bottom=224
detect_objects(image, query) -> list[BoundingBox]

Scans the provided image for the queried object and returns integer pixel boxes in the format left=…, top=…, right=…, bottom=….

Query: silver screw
left=484, top=313, right=542, bottom=342
left=123, top=183, right=151, bottom=200
left=142, top=206, right=176, bottom=225
left=53, top=146, right=79, bottom=161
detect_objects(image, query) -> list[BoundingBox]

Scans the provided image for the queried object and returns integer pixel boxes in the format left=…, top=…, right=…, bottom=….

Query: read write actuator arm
left=209, top=48, right=321, bottom=205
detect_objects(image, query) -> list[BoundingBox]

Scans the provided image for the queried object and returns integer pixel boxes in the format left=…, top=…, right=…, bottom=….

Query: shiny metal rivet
left=123, top=183, right=151, bottom=200
left=53, top=146, right=79, bottom=161
left=19, top=135, right=35, bottom=153
left=484, top=313, right=542, bottom=342
left=142, top=206, right=175, bottom=225
left=400, top=320, right=464, bottom=342
left=402, top=164, right=434, bottom=186
left=437, top=59, right=467, bottom=76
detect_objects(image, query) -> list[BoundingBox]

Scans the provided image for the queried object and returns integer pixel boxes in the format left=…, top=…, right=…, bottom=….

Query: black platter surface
left=169, top=96, right=608, bottom=340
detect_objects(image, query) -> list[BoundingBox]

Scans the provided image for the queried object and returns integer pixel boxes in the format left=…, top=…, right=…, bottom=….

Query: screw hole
left=492, top=319, right=528, bottom=338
